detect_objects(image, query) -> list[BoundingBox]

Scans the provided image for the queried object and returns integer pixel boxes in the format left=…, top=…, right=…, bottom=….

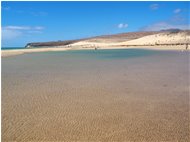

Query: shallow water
left=1, top=47, right=25, bottom=50
left=2, top=49, right=189, bottom=141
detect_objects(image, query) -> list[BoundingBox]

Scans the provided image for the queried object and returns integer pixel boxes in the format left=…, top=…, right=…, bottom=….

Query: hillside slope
left=117, top=31, right=190, bottom=46
left=25, top=30, right=190, bottom=48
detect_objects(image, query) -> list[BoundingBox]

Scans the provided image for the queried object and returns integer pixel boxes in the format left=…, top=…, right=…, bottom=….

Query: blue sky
left=2, top=1, right=189, bottom=47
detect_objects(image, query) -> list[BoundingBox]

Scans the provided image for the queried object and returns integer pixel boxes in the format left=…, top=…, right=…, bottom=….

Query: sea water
left=1, top=47, right=25, bottom=50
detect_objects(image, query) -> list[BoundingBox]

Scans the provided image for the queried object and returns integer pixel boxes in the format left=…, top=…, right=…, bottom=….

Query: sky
left=1, top=1, right=190, bottom=47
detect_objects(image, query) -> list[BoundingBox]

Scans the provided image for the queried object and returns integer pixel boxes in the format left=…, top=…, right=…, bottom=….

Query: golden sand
left=2, top=50, right=189, bottom=141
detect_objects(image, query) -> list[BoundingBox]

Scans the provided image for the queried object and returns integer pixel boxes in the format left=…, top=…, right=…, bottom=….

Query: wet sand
left=2, top=49, right=189, bottom=141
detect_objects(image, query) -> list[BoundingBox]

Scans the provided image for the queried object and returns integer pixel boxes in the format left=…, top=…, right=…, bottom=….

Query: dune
left=70, top=31, right=190, bottom=50
left=117, top=32, right=189, bottom=46
left=70, top=41, right=116, bottom=48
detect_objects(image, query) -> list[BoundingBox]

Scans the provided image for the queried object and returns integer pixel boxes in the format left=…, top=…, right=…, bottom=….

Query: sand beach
left=2, top=49, right=189, bottom=141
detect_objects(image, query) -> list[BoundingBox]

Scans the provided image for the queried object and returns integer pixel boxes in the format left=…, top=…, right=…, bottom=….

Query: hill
left=25, top=30, right=190, bottom=48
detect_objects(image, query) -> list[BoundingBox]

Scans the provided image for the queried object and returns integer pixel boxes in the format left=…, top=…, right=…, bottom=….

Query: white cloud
left=30, top=11, right=48, bottom=16
left=150, top=4, right=159, bottom=10
left=27, top=30, right=43, bottom=34
left=2, top=26, right=45, bottom=40
left=3, top=26, right=45, bottom=31
left=2, top=29, right=22, bottom=40
left=141, top=22, right=189, bottom=31
left=16, top=10, right=24, bottom=14
left=34, top=26, right=44, bottom=30
left=174, top=8, right=181, bottom=14
left=4, top=26, right=31, bottom=30
left=118, top=23, right=128, bottom=29
left=2, top=6, right=10, bottom=11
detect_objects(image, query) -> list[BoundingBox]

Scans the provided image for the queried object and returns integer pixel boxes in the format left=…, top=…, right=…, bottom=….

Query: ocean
left=1, top=47, right=25, bottom=50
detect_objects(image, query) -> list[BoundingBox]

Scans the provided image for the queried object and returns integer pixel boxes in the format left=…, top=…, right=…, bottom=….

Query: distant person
left=186, top=44, right=188, bottom=50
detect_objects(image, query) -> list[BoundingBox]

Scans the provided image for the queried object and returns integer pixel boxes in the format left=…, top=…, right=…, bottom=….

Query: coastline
left=1, top=45, right=189, bottom=57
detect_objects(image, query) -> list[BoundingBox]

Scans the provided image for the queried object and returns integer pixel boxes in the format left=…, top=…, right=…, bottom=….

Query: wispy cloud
left=2, top=26, right=45, bottom=40
left=4, top=26, right=31, bottom=30
left=140, top=22, right=189, bottom=31
left=34, top=26, right=44, bottom=30
left=16, top=10, right=24, bottom=14
left=30, top=11, right=48, bottom=16
left=3, top=6, right=48, bottom=17
left=2, top=6, right=11, bottom=11
left=118, top=23, right=128, bottom=29
left=169, top=14, right=186, bottom=24
left=150, top=4, right=159, bottom=10
left=4, top=26, right=45, bottom=31
left=2, top=29, right=22, bottom=40
left=140, top=10, right=189, bottom=31
left=173, top=8, right=181, bottom=14
left=27, top=30, right=43, bottom=34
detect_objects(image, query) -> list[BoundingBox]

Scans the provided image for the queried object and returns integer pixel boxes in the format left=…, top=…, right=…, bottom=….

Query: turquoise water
left=27, top=48, right=161, bottom=60
left=1, top=47, right=25, bottom=50
left=66, top=49, right=159, bottom=59
left=2, top=47, right=158, bottom=59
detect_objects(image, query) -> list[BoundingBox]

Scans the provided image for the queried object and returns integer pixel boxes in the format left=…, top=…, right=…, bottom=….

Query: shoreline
left=1, top=45, right=189, bottom=57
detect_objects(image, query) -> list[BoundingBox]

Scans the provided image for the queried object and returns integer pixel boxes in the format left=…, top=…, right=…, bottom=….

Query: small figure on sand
left=186, top=44, right=188, bottom=50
